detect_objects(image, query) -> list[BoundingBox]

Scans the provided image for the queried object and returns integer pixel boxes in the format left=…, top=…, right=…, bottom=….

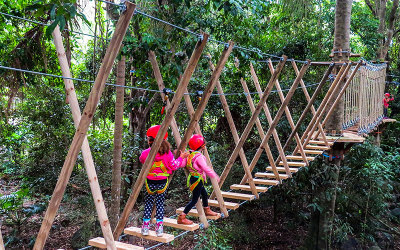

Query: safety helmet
left=188, top=134, right=205, bottom=150
left=385, top=93, right=391, bottom=97
left=146, top=125, right=168, bottom=140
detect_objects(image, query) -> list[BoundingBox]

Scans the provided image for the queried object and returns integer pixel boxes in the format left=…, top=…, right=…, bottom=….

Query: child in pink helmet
left=177, top=134, right=220, bottom=225
left=383, top=93, right=394, bottom=118
left=140, top=125, right=189, bottom=236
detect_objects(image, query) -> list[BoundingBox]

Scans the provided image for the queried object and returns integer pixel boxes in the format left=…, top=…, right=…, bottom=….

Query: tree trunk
left=326, top=0, right=353, bottom=134
left=110, top=56, right=126, bottom=230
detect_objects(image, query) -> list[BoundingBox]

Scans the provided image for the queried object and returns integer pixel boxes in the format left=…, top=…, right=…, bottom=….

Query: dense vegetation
left=0, top=0, right=399, bottom=249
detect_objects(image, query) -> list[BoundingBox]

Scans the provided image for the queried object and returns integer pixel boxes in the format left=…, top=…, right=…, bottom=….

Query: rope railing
left=342, top=62, right=387, bottom=134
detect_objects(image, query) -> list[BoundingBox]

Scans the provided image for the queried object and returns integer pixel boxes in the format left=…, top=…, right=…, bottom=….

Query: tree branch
left=365, top=0, right=377, bottom=16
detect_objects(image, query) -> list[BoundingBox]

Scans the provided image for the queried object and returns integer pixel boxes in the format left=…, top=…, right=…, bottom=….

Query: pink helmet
left=188, top=134, right=205, bottom=150
left=146, top=125, right=168, bottom=140
left=385, top=93, right=391, bottom=97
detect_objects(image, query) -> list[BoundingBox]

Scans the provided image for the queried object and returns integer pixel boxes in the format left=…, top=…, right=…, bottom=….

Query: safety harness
left=145, top=161, right=169, bottom=195
left=186, top=151, right=205, bottom=192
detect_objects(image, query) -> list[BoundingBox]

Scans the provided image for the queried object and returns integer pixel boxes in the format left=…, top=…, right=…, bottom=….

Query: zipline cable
left=0, top=64, right=322, bottom=96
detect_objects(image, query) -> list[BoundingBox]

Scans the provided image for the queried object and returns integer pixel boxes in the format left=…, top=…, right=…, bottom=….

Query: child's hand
left=180, top=150, right=190, bottom=159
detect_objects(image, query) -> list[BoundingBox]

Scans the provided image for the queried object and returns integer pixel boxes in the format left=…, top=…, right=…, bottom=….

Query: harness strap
left=145, top=178, right=169, bottom=195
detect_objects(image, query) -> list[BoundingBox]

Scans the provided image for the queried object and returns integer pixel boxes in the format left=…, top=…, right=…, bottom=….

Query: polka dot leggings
left=143, top=182, right=167, bottom=221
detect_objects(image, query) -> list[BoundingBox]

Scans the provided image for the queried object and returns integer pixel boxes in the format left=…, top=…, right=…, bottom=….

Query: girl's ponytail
left=148, top=136, right=170, bottom=155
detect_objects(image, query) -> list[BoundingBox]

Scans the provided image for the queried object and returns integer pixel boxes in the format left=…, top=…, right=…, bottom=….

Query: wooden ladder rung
left=286, top=155, right=315, bottom=161
left=309, top=140, right=333, bottom=146
left=304, top=149, right=323, bottom=155
left=208, top=199, right=240, bottom=210
left=306, top=145, right=330, bottom=150
left=250, top=179, right=280, bottom=186
left=279, top=161, right=306, bottom=167
left=88, top=237, right=144, bottom=250
left=230, top=184, right=269, bottom=192
left=124, top=227, right=174, bottom=243
left=221, top=191, right=256, bottom=201
left=266, top=166, right=299, bottom=173
left=152, top=218, right=199, bottom=231
left=176, top=207, right=221, bottom=220
left=255, top=172, right=289, bottom=179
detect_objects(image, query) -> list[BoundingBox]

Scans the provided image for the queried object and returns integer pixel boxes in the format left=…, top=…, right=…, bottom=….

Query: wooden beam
left=207, top=56, right=261, bottom=199
left=218, top=57, right=287, bottom=191
left=34, top=4, right=136, bottom=249
left=247, top=62, right=310, bottom=177
left=88, top=237, right=143, bottom=250
left=52, top=25, right=116, bottom=249
left=113, top=33, right=209, bottom=238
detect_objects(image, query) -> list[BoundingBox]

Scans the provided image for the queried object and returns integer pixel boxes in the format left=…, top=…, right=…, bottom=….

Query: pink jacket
left=181, top=152, right=218, bottom=180
left=383, top=97, right=394, bottom=108
left=139, top=148, right=184, bottom=181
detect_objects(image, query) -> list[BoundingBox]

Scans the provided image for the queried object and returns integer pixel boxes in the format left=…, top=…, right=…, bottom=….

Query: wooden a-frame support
left=113, top=33, right=210, bottom=238
left=234, top=61, right=284, bottom=181
left=51, top=26, right=116, bottom=249
left=206, top=56, right=260, bottom=199
left=246, top=61, right=311, bottom=178
left=34, top=3, right=136, bottom=249
left=217, top=57, right=288, bottom=190
left=280, top=63, right=335, bottom=154
left=148, top=47, right=232, bottom=220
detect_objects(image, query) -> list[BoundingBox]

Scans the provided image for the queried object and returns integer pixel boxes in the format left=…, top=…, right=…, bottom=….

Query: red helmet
left=385, top=93, right=391, bottom=97
left=188, top=134, right=205, bottom=150
left=146, top=125, right=168, bottom=140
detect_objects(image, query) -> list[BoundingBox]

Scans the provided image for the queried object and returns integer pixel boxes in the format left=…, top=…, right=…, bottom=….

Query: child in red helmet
left=140, top=125, right=189, bottom=236
left=177, top=134, right=220, bottom=225
left=383, top=93, right=394, bottom=118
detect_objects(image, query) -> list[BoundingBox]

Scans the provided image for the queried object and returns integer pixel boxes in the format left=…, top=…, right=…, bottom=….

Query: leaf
left=50, top=4, right=57, bottom=20
left=46, top=18, right=60, bottom=37
left=59, top=16, right=66, bottom=31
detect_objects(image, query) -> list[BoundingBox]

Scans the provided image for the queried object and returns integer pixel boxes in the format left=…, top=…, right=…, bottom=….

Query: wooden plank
left=176, top=208, right=221, bottom=220
left=230, top=184, right=269, bottom=192
left=221, top=191, right=256, bottom=201
left=286, top=155, right=315, bottom=161
left=304, top=150, right=323, bottom=155
left=88, top=238, right=143, bottom=250
left=278, top=161, right=306, bottom=167
left=305, top=145, right=330, bottom=150
left=124, top=227, right=174, bottom=243
left=152, top=218, right=199, bottom=231
left=52, top=25, right=116, bottom=250
left=309, top=140, right=334, bottom=146
left=114, top=33, right=210, bottom=238
left=148, top=51, right=209, bottom=228
left=207, top=199, right=240, bottom=210
left=255, top=172, right=289, bottom=179
left=266, top=167, right=299, bottom=173
left=250, top=179, right=280, bottom=185
left=219, top=58, right=287, bottom=193
left=34, top=4, right=136, bottom=249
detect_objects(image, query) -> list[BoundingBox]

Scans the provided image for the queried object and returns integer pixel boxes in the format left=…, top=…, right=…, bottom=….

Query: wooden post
left=34, top=4, right=135, bottom=248
left=0, top=223, right=4, bottom=250
left=267, top=60, right=309, bottom=166
left=148, top=51, right=209, bottom=226
left=244, top=62, right=291, bottom=179
left=291, top=61, right=330, bottom=146
left=207, top=56, right=262, bottom=199
left=218, top=57, right=287, bottom=190
left=52, top=25, right=116, bottom=249
left=113, top=33, right=209, bottom=238
left=247, top=62, right=310, bottom=177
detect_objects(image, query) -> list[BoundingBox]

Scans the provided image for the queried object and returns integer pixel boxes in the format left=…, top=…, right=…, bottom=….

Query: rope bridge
left=9, top=2, right=390, bottom=249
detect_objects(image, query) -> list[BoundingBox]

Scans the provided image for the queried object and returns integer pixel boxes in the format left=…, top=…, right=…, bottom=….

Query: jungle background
left=0, top=0, right=400, bottom=249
